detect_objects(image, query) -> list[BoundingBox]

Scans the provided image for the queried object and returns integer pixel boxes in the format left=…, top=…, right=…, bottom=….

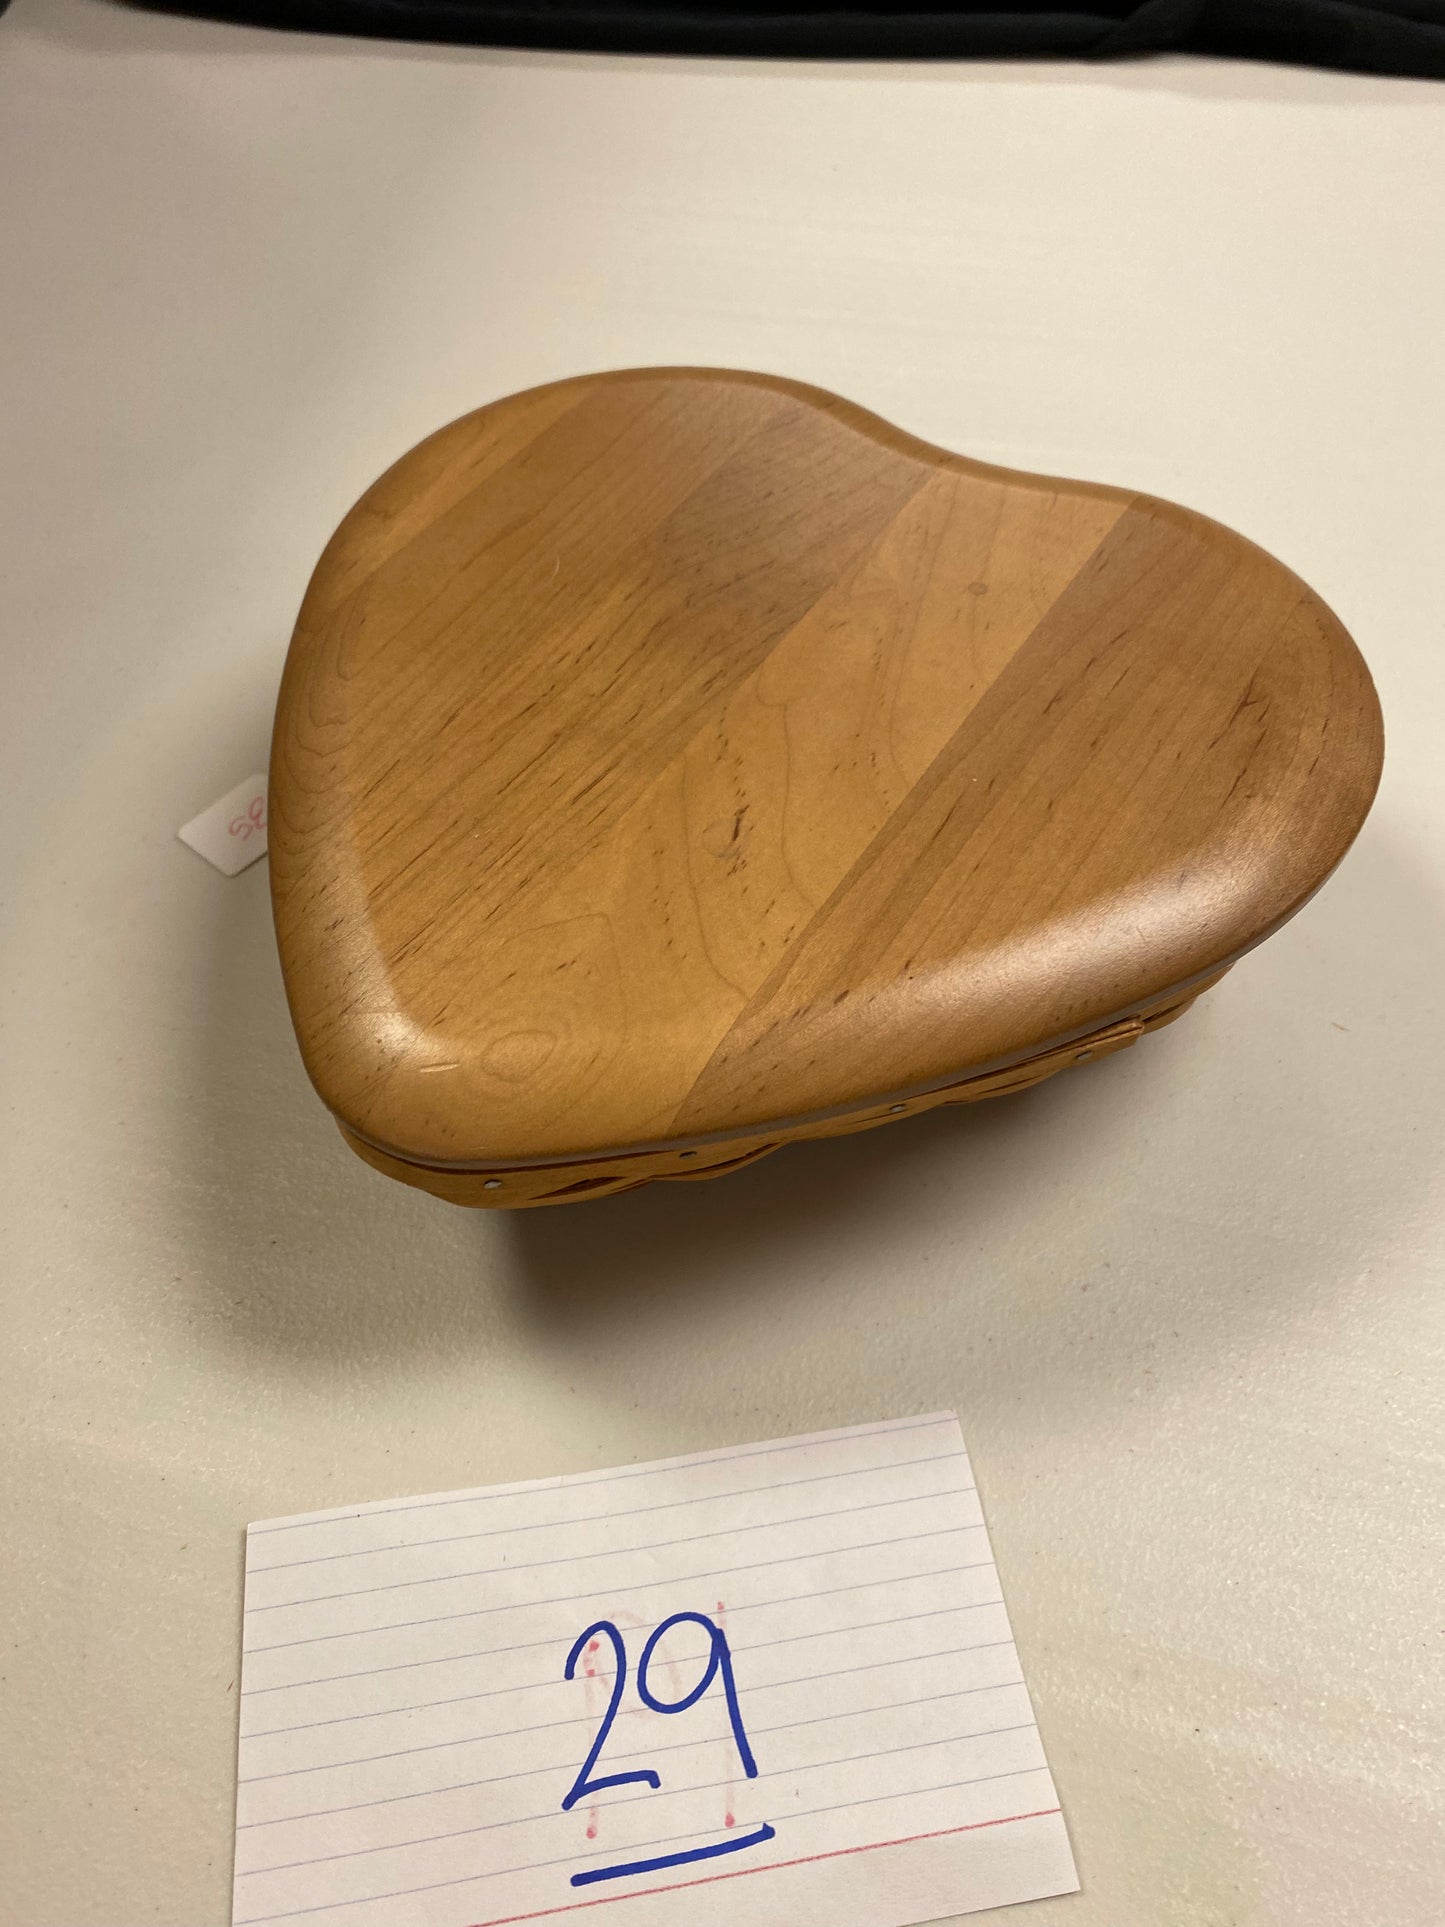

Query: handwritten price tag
left=178, top=773, right=269, bottom=875
left=233, top=1416, right=1078, bottom=1927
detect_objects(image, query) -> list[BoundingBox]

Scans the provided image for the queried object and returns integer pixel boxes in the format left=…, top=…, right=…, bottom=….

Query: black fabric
left=120, top=0, right=1445, bottom=72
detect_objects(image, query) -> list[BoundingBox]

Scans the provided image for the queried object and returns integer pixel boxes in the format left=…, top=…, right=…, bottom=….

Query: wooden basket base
left=335, top=972, right=1228, bottom=1209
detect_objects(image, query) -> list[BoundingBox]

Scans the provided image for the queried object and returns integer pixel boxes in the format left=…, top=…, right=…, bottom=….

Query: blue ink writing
left=570, top=1824, right=777, bottom=1887
left=560, top=1621, right=661, bottom=1813
left=562, top=1611, right=774, bottom=1887
left=636, top=1610, right=759, bottom=1779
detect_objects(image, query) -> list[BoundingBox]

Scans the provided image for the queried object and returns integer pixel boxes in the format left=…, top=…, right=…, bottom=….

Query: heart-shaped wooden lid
left=270, top=369, right=1381, bottom=1170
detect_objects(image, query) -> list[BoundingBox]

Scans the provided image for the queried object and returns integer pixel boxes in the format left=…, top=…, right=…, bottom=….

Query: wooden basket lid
left=269, top=369, right=1382, bottom=1169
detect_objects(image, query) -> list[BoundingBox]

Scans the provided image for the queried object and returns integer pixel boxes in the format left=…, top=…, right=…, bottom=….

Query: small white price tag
left=178, top=773, right=269, bottom=875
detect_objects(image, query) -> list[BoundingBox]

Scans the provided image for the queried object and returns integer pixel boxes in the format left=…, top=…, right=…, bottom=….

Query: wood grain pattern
left=335, top=973, right=1226, bottom=1209
left=269, top=369, right=1382, bottom=1204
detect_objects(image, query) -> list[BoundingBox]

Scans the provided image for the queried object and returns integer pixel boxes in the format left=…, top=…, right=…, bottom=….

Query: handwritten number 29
left=562, top=1611, right=759, bottom=1814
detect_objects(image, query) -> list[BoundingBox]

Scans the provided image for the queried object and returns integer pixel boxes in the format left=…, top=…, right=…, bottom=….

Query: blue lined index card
left=233, top=1414, right=1077, bottom=1927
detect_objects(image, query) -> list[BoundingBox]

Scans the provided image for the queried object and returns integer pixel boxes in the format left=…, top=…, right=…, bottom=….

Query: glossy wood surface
left=270, top=369, right=1382, bottom=1179
left=338, top=973, right=1226, bottom=1208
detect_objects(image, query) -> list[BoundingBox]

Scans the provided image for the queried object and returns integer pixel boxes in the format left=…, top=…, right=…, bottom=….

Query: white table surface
left=1, top=4, right=1442, bottom=1922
